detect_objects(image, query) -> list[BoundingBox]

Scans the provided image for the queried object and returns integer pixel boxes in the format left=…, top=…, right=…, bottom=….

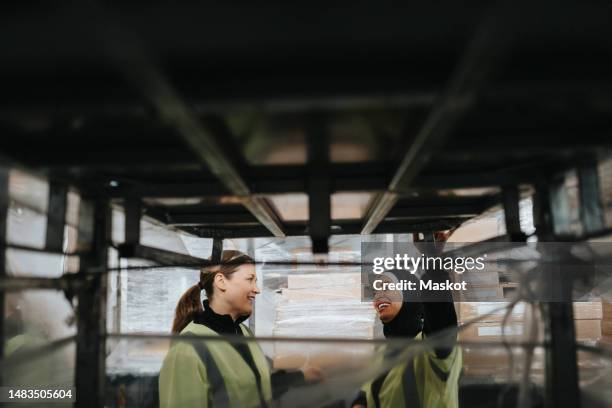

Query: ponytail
left=171, top=284, right=203, bottom=334
left=171, top=250, right=254, bottom=333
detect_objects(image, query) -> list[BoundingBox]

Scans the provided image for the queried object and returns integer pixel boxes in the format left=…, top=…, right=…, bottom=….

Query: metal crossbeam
left=118, top=243, right=214, bottom=267
left=82, top=161, right=561, bottom=199
left=361, top=4, right=510, bottom=234
left=91, top=7, right=285, bottom=237
left=149, top=199, right=488, bottom=227
left=181, top=217, right=467, bottom=239
left=0, top=275, right=88, bottom=292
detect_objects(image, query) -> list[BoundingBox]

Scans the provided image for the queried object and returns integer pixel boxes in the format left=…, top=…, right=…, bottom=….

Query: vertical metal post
left=0, top=167, right=9, bottom=381
left=307, top=113, right=331, bottom=254
left=113, top=251, right=122, bottom=334
left=124, top=195, right=141, bottom=246
left=211, top=237, right=223, bottom=264
left=45, top=182, right=68, bottom=252
left=502, top=185, right=524, bottom=240
left=534, top=181, right=580, bottom=408
left=577, top=160, right=605, bottom=235
left=75, top=197, right=111, bottom=408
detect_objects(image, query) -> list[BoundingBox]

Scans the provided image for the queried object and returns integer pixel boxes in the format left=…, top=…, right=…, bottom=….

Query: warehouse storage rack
left=1, top=2, right=612, bottom=407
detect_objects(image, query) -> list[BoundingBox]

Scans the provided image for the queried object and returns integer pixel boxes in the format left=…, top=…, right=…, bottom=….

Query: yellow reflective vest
left=159, top=321, right=272, bottom=408
left=362, top=332, right=462, bottom=408
left=4, top=333, right=42, bottom=357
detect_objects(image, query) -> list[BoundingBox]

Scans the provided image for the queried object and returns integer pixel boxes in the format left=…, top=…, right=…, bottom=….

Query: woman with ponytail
left=159, top=250, right=320, bottom=408
left=159, top=250, right=270, bottom=408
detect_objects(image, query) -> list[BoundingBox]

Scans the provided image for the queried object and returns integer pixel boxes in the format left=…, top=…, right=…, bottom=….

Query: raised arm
left=415, top=231, right=458, bottom=359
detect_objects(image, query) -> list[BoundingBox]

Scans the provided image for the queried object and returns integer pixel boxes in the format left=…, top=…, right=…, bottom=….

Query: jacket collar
left=193, top=299, right=249, bottom=335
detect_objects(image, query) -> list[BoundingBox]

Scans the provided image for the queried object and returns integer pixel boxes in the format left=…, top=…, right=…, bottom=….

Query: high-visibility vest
left=159, top=321, right=272, bottom=408
left=4, top=334, right=39, bottom=357
left=4, top=333, right=72, bottom=408
left=362, top=332, right=462, bottom=408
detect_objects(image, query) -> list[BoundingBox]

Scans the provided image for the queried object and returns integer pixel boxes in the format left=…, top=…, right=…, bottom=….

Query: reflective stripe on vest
left=180, top=322, right=272, bottom=407
left=428, top=356, right=449, bottom=382
left=364, top=332, right=461, bottom=408
left=401, top=359, right=421, bottom=408
left=184, top=332, right=231, bottom=407
left=366, top=359, right=421, bottom=408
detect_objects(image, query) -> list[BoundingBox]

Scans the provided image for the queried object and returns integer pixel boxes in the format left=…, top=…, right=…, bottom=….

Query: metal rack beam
left=95, top=14, right=286, bottom=238
left=361, top=4, right=510, bottom=234
left=502, top=185, right=526, bottom=241
left=307, top=113, right=331, bottom=253
left=45, top=182, right=68, bottom=252
left=117, top=243, right=213, bottom=267
left=183, top=217, right=467, bottom=239
left=534, top=180, right=580, bottom=408
left=78, top=161, right=563, bottom=200
left=150, top=201, right=486, bottom=228
left=124, top=195, right=142, bottom=246
left=74, top=198, right=111, bottom=408
left=0, top=275, right=87, bottom=292
left=0, top=168, right=8, bottom=381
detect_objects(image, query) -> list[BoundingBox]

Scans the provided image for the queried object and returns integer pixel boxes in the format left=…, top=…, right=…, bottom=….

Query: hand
left=412, top=227, right=457, bottom=244
left=413, top=228, right=457, bottom=255
left=302, top=365, right=324, bottom=384
left=434, top=227, right=457, bottom=243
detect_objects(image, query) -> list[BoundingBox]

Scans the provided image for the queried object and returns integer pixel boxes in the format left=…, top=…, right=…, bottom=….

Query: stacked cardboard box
left=457, top=301, right=602, bottom=342
left=450, top=260, right=503, bottom=303
left=458, top=301, right=603, bottom=380
left=600, top=300, right=612, bottom=347
left=573, top=302, right=602, bottom=342
left=272, top=272, right=376, bottom=371
left=457, top=302, right=533, bottom=344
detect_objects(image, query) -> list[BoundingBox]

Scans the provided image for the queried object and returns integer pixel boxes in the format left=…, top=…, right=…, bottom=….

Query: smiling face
left=217, top=264, right=260, bottom=318
left=373, top=297, right=402, bottom=323
left=373, top=274, right=403, bottom=324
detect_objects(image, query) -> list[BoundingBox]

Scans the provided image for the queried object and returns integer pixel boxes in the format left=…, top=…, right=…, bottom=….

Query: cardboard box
left=573, top=302, right=603, bottom=320
left=287, top=273, right=360, bottom=289
left=273, top=350, right=370, bottom=372
left=602, top=300, right=612, bottom=316
left=458, top=322, right=527, bottom=342
left=457, top=302, right=526, bottom=323
left=454, top=284, right=504, bottom=302
left=461, top=347, right=545, bottom=375
left=456, top=301, right=602, bottom=323
left=602, top=320, right=612, bottom=336
left=460, top=270, right=500, bottom=286
left=597, top=335, right=612, bottom=348
left=462, top=348, right=511, bottom=367
left=281, top=287, right=361, bottom=301
left=459, top=317, right=601, bottom=342
left=575, top=319, right=602, bottom=341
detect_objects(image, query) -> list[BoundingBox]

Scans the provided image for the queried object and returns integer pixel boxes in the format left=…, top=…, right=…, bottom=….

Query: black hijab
left=382, top=302, right=424, bottom=338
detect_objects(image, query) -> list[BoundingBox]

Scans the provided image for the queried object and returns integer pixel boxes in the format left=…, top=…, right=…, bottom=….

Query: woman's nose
left=253, top=285, right=261, bottom=294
